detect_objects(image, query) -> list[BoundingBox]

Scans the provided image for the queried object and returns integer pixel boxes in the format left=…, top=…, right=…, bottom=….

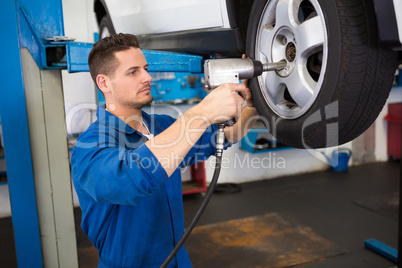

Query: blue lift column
left=0, top=0, right=79, bottom=267
left=0, top=1, right=43, bottom=267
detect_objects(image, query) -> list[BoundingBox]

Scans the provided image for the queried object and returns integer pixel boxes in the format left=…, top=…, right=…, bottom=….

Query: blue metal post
left=0, top=1, right=43, bottom=267
left=365, top=239, right=398, bottom=263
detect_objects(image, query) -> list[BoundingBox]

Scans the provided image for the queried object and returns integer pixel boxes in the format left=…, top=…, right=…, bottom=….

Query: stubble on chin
left=127, top=94, right=154, bottom=109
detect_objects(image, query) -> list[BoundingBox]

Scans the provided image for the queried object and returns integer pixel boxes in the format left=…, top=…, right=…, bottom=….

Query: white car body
left=394, top=0, right=402, bottom=45
left=104, top=0, right=232, bottom=35
left=99, top=0, right=402, bottom=50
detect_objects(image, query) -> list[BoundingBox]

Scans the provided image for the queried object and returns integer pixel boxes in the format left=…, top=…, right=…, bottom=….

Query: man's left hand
left=241, top=54, right=254, bottom=108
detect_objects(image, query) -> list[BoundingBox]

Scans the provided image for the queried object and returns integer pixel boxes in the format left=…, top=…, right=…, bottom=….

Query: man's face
left=108, top=47, right=153, bottom=109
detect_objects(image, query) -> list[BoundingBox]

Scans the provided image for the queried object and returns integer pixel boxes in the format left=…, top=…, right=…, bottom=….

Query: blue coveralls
left=71, top=107, right=230, bottom=267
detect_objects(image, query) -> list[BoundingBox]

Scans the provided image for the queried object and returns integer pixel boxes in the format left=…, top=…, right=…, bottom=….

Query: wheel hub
left=286, top=42, right=296, bottom=62
left=272, top=27, right=296, bottom=77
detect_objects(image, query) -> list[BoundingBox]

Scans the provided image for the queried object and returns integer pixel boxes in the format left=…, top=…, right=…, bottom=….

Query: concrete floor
left=183, top=161, right=399, bottom=267
left=0, top=161, right=399, bottom=267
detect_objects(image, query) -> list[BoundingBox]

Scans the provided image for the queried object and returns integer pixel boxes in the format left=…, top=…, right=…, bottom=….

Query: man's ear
left=96, top=74, right=110, bottom=95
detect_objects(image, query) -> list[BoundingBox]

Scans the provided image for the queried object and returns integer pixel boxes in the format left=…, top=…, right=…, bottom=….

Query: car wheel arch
left=94, top=0, right=116, bottom=35
left=94, top=0, right=107, bottom=25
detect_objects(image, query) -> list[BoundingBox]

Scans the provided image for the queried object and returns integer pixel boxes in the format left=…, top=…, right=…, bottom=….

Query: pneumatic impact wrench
left=205, top=58, right=287, bottom=156
left=160, top=58, right=286, bottom=268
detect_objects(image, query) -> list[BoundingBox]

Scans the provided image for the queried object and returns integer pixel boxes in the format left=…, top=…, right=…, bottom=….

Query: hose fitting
left=216, top=123, right=226, bottom=157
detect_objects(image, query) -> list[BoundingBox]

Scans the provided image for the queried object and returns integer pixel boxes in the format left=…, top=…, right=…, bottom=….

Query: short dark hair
left=88, top=33, right=141, bottom=87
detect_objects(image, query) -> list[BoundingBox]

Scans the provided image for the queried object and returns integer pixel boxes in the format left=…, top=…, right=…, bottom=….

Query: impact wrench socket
left=204, top=58, right=287, bottom=126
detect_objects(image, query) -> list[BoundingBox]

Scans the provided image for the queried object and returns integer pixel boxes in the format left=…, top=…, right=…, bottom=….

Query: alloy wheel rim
left=255, top=0, right=328, bottom=119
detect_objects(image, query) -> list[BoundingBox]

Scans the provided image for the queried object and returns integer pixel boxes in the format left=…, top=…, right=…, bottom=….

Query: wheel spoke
left=276, top=0, right=299, bottom=26
left=284, top=67, right=315, bottom=108
left=258, top=26, right=276, bottom=60
left=295, top=16, right=325, bottom=58
left=263, top=71, right=283, bottom=104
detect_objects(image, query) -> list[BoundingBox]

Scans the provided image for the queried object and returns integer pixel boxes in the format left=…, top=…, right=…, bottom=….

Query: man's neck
left=106, top=104, right=144, bottom=133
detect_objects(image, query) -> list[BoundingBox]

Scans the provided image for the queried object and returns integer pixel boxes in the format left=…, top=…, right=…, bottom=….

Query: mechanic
left=71, top=33, right=258, bottom=267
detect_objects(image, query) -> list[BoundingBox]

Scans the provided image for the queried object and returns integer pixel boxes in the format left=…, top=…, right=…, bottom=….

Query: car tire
left=246, top=0, right=398, bottom=149
left=99, top=15, right=115, bottom=39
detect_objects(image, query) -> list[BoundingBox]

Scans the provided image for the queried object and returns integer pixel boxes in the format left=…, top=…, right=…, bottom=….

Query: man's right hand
left=195, top=83, right=247, bottom=126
